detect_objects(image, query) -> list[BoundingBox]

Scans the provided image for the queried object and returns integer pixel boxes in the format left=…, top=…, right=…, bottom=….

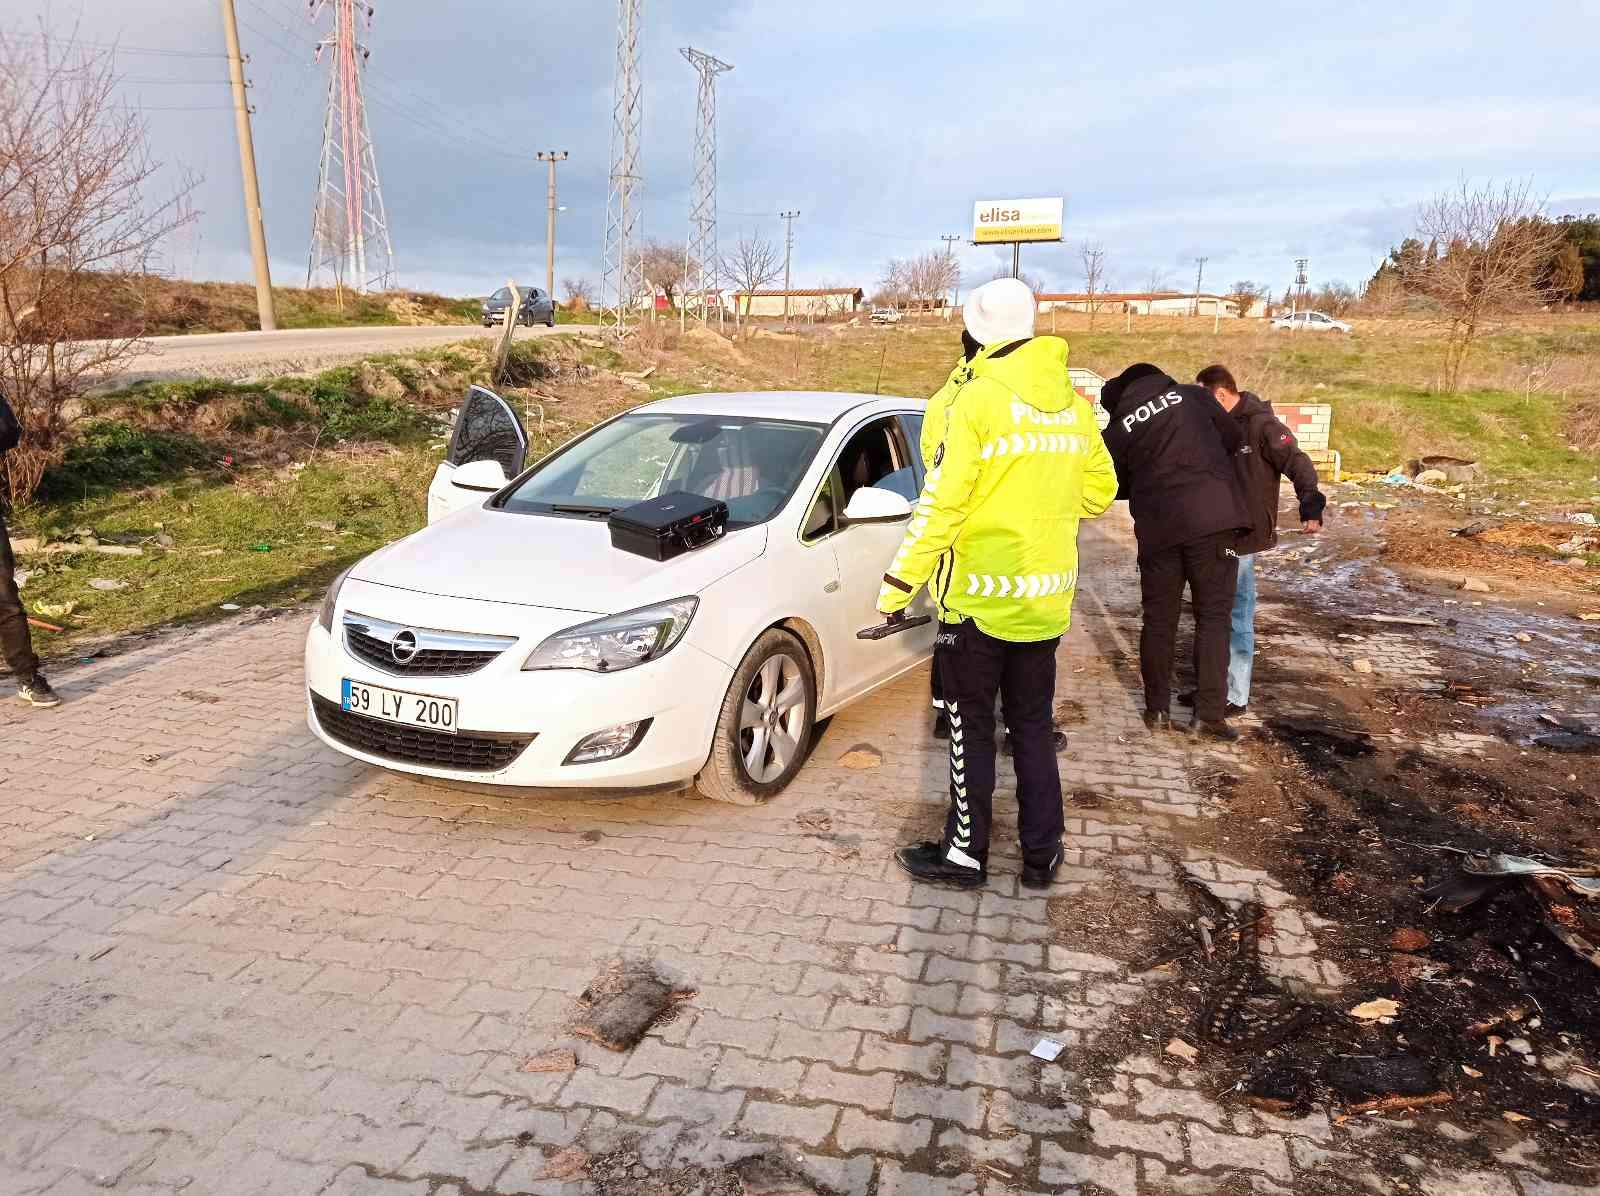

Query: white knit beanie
left=964, top=277, right=1037, bottom=346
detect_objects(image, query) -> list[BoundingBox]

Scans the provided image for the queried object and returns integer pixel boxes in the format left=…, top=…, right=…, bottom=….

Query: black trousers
left=0, top=512, right=39, bottom=679
left=935, top=621, right=1062, bottom=868
left=1138, top=531, right=1239, bottom=722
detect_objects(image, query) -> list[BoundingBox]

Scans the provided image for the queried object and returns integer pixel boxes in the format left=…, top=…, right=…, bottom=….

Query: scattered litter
left=1415, top=469, right=1449, bottom=487
left=518, top=1048, right=577, bottom=1073
left=1461, top=1065, right=1483, bottom=1078
left=26, top=616, right=64, bottom=634
left=1163, top=1037, right=1199, bottom=1063
left=1351, top=658, right=1374, bottom=674
left=1423, top=850, right=1600, bottom=970
left=250, top=543, right=272, bottom=553
left=1348, top=998, right=1401, bottom=1022
left=1514, top=632, right=1533, bottom=643
left=14, top=569, right=30, bottom=587
left=219, top=603, right=241, bottom=611
left=1388, top=928, right=1430, bottom=951
left=795, top=808, right=832, bottom=832
left=1581, top=613, right=1600, bottom=622
left=91, top=544, right=142, bottom=557
left=1459, top=576, right=1492, bottom=593
left=1452, top=520, right=1493, bottom=537
left=1503, top=1110, right=1533, bottom=1124
left=305, top=521, right=338, bottom=532
left=34, top=601, right=76, bottom=619
left=837, top=745, right=882, bottom=770
left=87, top=579, right=127, bottom=591
left=139, top=753, right=162, bottom=765
left=1359, top=614, right=1439, bottom=627
left=571, top=959, right=693, bottom=1052
left=1266, top=717, right=1376, bottom=758
left=1572, top=512, right=1598, bottom=526
left=1032, top=1037, right=1067, bottom=1062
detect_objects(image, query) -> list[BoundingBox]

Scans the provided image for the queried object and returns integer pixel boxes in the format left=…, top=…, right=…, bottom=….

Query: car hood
left=353, top=505, right=767, bottom=615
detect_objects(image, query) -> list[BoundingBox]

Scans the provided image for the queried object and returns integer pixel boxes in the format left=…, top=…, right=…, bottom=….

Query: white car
left=304, top=385, right=936, bottom=802
left=870, top=307, right=903, bottom=325
left=1271, top=310, right=1351, bottom=333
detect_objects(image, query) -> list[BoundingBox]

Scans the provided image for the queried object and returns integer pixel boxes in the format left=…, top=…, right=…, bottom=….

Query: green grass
left=17, top=452, right=432, bottom=646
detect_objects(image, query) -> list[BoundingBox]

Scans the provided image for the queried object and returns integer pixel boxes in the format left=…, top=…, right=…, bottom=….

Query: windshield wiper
left=549, top=503, right=615, bottom=518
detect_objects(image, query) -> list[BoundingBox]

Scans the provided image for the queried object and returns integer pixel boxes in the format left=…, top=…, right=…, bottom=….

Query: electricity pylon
left=602, top=0, right=645, bottom=335
left=681, top=46, right=732, bottom=324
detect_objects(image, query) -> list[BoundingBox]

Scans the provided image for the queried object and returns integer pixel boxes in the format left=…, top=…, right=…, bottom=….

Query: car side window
left=448, top=387, right=525, bottom=476
left=834, top=417, right=905, bottom=506
left=801, top=473, right=837, bottom=543
left=900, top=414, right=925, bottom=479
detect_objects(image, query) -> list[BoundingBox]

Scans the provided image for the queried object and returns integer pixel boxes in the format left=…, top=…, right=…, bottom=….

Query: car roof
left=636, top=391, right=925, bottom=422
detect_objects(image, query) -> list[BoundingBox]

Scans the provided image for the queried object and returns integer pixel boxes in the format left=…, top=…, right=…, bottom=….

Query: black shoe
left=1190, top=719, right=1240, bottom=742
left=1226, top=702, right=1248, bottom=717
left=1181, top=693, right=1247, bottom=717
left=17, top=674, right=60, bottom=708
left=933, top=710, right=950, bottom=739
left=1142, top=710, right=1172, bottom=733
left=1021, top=851, right=1061, bottom=890
left=894, top=841, right=986, bottom=888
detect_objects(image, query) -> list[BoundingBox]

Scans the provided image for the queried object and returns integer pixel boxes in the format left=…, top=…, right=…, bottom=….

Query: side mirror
left=842, top=485, right=913, bottom=524
left=451, top=458, right=509, bottom=492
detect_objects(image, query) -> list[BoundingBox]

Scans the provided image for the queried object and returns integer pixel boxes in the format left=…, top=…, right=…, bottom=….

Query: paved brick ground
left=0, top=511, right=1560, bottom=1194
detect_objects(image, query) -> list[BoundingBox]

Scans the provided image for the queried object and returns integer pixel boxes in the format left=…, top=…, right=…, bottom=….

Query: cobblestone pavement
left=0, top=512, right=1568, bottom=1195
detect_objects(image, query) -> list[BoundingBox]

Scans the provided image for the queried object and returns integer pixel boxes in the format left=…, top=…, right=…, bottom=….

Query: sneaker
left=932, top=710, right=950, bottom=740
left=17, top=674, right=61, bottom=708
left=1021, top=851, right=1061, bottom=890
left=1189, top=719, right=1240, bottom=743
left=1142, top=710, right=1173, bottom=733
left=894, top=841, right=986, bottom=889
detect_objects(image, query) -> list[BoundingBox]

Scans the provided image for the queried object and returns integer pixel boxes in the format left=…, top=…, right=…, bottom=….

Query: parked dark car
left=481, top=285, right=556, bottom=328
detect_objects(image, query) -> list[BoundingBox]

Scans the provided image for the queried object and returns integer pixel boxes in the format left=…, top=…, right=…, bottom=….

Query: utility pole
left=1191, top=256, right=1208, bottom=316
left=940, top=233, right=961, bottom=313
left=1293, top=257, right=1309, bottom=315
left=779, top=210, right=800, bottom=329
left=536, top=151, right=568, bottom=297
left=220, top=0, right=276, bottom=331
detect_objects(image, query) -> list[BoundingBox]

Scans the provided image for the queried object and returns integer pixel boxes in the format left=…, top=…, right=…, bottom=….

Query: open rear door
left=426, top=385, right=529, bottom=523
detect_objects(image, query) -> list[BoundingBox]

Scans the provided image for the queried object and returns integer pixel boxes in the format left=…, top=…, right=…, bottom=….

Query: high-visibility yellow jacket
left=878, top=335, right=1117, bottom=643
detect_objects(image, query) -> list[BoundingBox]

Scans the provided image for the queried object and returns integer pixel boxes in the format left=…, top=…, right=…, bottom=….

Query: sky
left=10, top=0, right=1600, bottom=301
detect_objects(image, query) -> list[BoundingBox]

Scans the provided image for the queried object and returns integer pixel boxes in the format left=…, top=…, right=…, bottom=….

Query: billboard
left=972, top=197, right=1064, bottom=244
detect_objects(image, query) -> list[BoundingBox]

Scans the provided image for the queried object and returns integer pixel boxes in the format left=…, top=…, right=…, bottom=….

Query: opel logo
left=391, top=629, right=420, bottom=664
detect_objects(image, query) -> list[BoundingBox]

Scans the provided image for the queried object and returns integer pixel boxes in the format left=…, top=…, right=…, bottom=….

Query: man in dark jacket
left=1194, top=365, right=1325, bottom=712
left=0, top=392, right=60, bottom=707
left=1100, top=363, right=1251, bottom=740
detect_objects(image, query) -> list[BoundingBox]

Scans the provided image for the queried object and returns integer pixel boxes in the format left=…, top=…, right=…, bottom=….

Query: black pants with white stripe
left=936, top=620, right=1062, bottom=869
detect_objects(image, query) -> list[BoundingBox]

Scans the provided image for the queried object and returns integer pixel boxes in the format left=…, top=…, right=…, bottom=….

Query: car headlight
left=523, top=597, right=698, bottom=673
left=317, top=566, right=354, bottom=633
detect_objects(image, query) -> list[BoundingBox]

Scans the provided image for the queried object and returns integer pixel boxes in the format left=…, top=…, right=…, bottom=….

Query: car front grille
left=343, top=613, right=515, bottom=678
left=311, top=693, right=533, bottom=773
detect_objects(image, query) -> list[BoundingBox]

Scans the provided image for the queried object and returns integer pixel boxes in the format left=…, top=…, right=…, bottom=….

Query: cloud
left=10, top=0, right=1598, bottom=301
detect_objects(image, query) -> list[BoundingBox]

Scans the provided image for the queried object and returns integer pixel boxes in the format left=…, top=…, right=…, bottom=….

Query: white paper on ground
left=1031, top=1037, right=1065, bottom=1062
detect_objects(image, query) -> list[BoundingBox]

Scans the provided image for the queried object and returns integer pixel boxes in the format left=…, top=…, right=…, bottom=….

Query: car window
left=900, top=414, right=925, bottom=477
left=801, top=474, right=837, bottom=542
left=499, top=413, right=826, bottom=529
left=491, top=287, right=510, bottom=302
left=447, top=387, right=526, bottom=476
left=834, top=417, right=908, bottom=505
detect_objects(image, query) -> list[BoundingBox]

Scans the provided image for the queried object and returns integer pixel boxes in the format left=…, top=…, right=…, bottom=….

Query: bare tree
left=990, top=266, right=1047, bottom=295
left=1402, top=179, right=1565, bottom=391
left=1225, top=280, right=1266, bottom=316
left=720, top=233, right=781, bottom=336
left=560, top=276, right=596, bottom=311
left=1141, top=266, right=1175, bottom=301
left=0, top=27, right=198, bottom=504
left=1079, top=241, right=1108, bottom=329
left=639, top=239, right=695, bottom=310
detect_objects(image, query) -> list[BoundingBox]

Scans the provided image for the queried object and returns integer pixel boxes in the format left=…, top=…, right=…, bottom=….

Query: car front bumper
left=303, top=612, right=732, bottom=789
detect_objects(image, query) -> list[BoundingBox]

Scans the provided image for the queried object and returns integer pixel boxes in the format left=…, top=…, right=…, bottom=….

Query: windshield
left=490, top=287, right=511, bottom=302
left=498, top=413, right=827, bottom=528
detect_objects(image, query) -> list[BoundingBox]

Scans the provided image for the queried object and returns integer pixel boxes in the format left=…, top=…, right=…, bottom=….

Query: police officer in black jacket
left=0, top=391, right=60, bottom=708
left=1100, top=363, right=1251, bottom=740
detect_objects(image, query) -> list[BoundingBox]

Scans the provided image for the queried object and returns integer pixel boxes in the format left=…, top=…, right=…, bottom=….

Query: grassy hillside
left=54, top=275, right=483, bottom=338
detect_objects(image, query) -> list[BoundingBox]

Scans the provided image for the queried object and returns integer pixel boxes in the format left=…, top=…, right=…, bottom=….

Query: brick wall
left=1273, top=403, right=1332, bottom=451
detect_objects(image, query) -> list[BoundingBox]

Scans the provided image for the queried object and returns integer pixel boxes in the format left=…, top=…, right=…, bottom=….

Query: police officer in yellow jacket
left=878, top=279, right=1118, bottom=889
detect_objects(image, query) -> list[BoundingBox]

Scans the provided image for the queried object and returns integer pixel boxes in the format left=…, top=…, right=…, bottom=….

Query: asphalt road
left=102, top=323, right=577, bottom=385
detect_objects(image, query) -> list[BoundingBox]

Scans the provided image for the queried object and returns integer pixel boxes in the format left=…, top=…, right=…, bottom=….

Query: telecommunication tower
left=681, top=47, right=733, bottom=324
left=305, top=0, right=395, bottom=292
left=602, top=0, right=645, bottom=334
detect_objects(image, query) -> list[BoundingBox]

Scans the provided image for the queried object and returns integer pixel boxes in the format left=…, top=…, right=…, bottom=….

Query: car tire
left=546, top=313, right=556, bottom=327
left=694, top=628, right=816, bottom=804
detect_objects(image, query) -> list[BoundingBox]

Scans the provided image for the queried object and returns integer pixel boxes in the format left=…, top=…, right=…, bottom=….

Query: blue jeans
left=1228, top=554, right=1257, bottom=708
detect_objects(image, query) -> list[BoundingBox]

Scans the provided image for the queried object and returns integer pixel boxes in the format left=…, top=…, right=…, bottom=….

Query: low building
left=1036, top=291, right=1267, bottom=319
left=730, top=287, right=864, bottom=318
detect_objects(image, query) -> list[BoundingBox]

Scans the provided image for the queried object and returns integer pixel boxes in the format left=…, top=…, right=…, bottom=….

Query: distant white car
left=870, top=306, right=903, bottom=325
left=1272, top=310, right=1351, bottom=333
left=305, top=386, right=936, bottom=802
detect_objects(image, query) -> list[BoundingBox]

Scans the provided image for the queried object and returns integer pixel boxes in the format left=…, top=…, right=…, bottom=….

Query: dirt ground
left=1140, top=480, right=1600, bottom=1183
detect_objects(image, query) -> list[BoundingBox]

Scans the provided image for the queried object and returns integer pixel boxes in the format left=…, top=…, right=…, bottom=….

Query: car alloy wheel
left=738, top=652, right=806, bottom=783
left=695, top=628, right=815, bottom=804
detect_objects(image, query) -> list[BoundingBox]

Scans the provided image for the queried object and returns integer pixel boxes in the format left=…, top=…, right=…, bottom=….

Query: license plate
left=341, top=679, right=458, bottom=734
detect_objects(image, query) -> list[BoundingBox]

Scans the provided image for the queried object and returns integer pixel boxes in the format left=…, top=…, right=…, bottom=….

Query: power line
left=2, top=28, right=228, bottom=58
